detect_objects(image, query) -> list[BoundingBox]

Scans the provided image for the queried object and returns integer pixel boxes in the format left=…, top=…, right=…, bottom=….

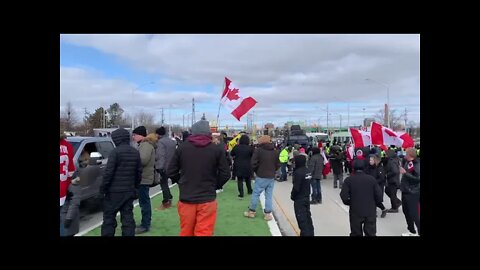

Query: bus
left=331, top=131, right=352, bottom=144
left=306, top=132, right=329, bottom=146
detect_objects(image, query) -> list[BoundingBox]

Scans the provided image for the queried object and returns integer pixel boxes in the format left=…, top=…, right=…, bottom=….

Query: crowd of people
left=60, top=121, right=420, bottom=237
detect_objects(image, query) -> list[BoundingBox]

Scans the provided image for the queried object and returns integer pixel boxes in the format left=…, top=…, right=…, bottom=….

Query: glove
left=64, top=219, right=73, bottom=228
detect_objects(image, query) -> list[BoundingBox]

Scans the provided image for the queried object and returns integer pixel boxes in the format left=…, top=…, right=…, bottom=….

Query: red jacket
left=60, top=139, right=75, bottom=206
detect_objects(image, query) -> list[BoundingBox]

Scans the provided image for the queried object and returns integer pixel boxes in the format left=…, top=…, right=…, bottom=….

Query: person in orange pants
left=178, top=201, right=218, bottom=236
left=167, top=120, right=231, bottom=236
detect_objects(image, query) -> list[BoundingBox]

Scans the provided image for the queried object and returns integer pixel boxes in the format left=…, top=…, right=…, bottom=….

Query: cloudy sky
left=60, top=34, right=420, bottom=128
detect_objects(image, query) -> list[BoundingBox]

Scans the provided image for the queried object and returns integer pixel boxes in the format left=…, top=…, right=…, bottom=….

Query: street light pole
left=366, top=78, right=390, bottom=128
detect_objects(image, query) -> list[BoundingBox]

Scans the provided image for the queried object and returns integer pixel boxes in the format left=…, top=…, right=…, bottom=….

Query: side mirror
left=89, top=152, right=103, bottom=165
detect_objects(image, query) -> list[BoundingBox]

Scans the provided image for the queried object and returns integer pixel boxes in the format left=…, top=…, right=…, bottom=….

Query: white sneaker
left=216, top=189, right=224, bottom=193
left=401, top=232, right=419, bottom=237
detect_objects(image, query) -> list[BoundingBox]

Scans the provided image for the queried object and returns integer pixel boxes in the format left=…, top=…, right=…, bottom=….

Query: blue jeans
left=60, top=206, right=65, bottom=236
left=138, top=185, right=151, bottom=230
left=311, top=179, right=322, bottom=202
left=249, top=177, right=275, bottom=213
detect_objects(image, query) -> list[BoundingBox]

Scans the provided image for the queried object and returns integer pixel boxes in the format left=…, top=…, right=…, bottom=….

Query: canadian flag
left=349, top=128, right=372, bottom=148
left=397, top=131, right=415, bottom=149
left=371, top=122, right=414, bottom=148
left=321, top=148, right=331, bottom=175
left=346, top=145, right=354, bottom=162
left=221, top=77, right=257, bottom=121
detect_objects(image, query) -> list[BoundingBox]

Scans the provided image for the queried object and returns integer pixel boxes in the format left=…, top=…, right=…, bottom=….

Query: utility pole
left=161, top=108, right=164, bottom=125
left=83, top=107, right=88, bottom=135
left=104, top=110, right=108, bottom=129
left=192, top=97, right=196, bottom=126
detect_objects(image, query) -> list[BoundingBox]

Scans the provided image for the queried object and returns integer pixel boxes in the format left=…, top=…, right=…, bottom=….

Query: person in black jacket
left=100, top=128, right=142, bottom=237
left=340, top=159, right=383, bottom=236
left=400, top=148, right=420, bottom=236
left=167, top=120, right=230, bottom=236
left=330, top=145, right=344, bottom=188
left=155, top=126, right=176, bottom=210
left=231, top=135, right=254, bottom=198
left=291, top=155, right=314, bottom=236
left=384, top=149, right=402, bottom=213
left=307, top=147, right=324, bottom=204
left=365, top=155, right=388, bottom=218
left=182, top=130, right=190, bottom=142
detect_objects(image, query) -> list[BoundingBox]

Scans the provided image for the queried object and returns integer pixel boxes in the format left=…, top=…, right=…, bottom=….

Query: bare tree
left=135, top=112, right=155, bottom=126
left=407, top=121, right=420, bottom=138
left=408, top=121, right=418, bottom=128
left=134, top=111, right=156, bottom=133
left=60, top=101, right=79, bottom=131
left=373, top=109, right=404, bottom=130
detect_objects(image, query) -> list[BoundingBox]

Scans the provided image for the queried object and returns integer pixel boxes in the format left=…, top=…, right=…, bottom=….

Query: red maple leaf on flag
left=226, top=88, right=240, bottom=101
left=385, top=128, right=397, bottom=137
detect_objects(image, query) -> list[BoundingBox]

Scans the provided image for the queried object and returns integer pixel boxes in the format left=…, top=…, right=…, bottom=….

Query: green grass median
left=84, top=180, right=272, bottom=236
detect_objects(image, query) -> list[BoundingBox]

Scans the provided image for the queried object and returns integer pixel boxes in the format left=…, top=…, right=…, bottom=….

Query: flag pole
left=216, top=78, right=225, bottom=128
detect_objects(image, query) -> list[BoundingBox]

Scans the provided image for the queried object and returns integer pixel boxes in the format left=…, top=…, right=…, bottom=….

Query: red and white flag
left=371, top=122, right=414, bottom=148
left=346, top=145, right=354, bottom=162
left=221, top=77, right=257, bottom=121
left=396, top=131, right=415, bottom=148
left=349, top=128, right=372, bottom=148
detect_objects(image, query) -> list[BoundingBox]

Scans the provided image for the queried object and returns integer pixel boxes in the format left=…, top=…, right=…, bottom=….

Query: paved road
left=272, top=173, right=410, bottom=236
left=78, top=175, right=412, bottom=236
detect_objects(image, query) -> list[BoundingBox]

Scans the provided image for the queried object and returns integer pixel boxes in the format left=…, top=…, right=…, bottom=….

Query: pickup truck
left=66, top=136, right=115, bottom=208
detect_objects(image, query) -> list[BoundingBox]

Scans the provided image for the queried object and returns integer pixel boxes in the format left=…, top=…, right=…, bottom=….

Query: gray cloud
left=61, top=34, right=419, bottom=126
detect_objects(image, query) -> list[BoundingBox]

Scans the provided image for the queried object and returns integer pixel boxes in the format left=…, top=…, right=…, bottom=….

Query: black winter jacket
left=340, top=171, right=383, bottom=217
left=385, top=156, right=401, bottom=187
left=100, top=128, right=142, bottom=194
left=365, top=163, right=387, bottom=187
left=400, top=158, right=420, bottom=195
left=291, top=155, right=311, bottom=201
left=166, top=135, right=230, bottom=203
left=230, top=144, right=253, bottom=178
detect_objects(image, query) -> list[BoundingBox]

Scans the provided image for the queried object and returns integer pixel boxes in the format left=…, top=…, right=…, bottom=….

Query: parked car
left=66, top=136, right=115, bottom=208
